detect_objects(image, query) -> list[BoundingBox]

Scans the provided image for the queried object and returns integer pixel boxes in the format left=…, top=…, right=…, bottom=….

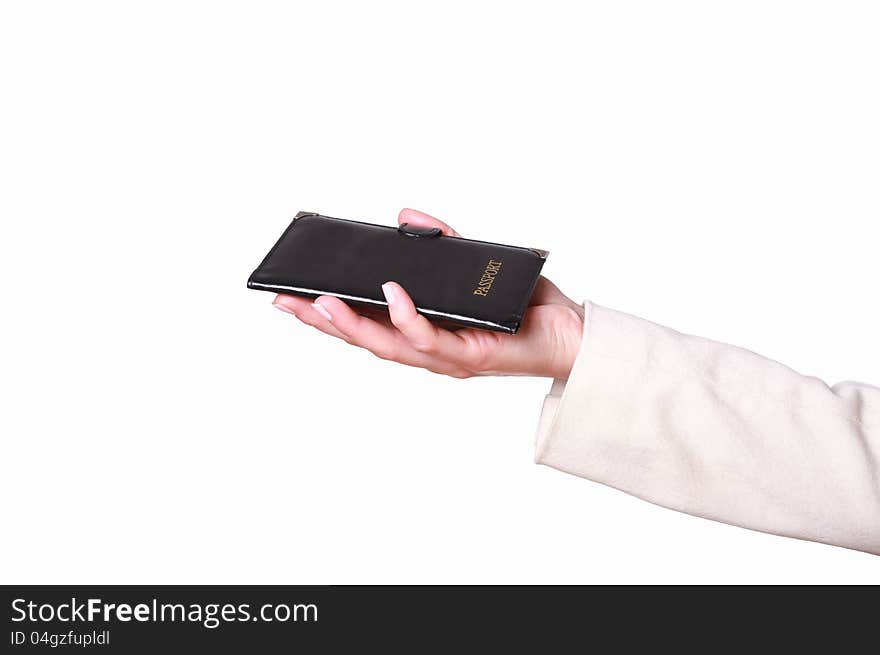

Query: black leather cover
left=247, top=212, right=548, bottom=334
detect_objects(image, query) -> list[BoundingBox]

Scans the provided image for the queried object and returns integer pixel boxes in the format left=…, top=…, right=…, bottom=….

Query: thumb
left=398, top=208, right=461, bottom=237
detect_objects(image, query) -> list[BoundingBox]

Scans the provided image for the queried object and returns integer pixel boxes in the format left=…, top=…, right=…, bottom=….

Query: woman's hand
left=272, top=208, right=584, bottom=379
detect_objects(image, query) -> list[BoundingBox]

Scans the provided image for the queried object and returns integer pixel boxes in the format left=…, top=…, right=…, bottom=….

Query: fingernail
left=381, top=282, right=397, bottom=305
left=312, top=301, right=332, bottom=321
left=273, top=301, right=297, bottom=316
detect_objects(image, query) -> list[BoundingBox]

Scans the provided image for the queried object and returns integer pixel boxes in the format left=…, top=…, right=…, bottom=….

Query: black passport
left=247, top=212, right=548, bottom=333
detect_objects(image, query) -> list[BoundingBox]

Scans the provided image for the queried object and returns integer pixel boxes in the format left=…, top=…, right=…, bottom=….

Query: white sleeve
left=535, top=301, right=880, bottom=555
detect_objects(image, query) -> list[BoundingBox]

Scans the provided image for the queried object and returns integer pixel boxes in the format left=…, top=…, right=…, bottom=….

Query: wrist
left=550, top=306, right=585, bottom=380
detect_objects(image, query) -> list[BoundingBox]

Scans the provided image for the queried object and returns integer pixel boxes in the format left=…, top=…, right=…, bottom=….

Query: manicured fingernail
left=273, top=301, right=297, bottom=316
left=312, top=301, right=332, bottom=321
left=382, top=282, right=397, bottom=305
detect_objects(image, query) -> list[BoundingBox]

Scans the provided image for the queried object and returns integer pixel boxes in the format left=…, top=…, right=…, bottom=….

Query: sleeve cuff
left=534, top=301, right=592, bottom=463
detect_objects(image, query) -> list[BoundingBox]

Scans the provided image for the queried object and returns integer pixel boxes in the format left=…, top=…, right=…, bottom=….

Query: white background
left=1, top=1, right=878, bottom=583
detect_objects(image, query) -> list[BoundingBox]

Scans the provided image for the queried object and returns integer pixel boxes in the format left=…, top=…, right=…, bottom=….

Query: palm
left=449, top=278, right=584, bottom=378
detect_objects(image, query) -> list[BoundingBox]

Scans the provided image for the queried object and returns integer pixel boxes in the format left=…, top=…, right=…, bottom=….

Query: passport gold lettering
left=473, top=259, right=503, bottom=296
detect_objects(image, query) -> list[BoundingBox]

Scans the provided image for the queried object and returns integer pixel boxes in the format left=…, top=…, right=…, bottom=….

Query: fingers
left=273, top=294, right=349, bottom=340
left=274, top=291, right=475, bottom=377
left=380, top=281, right=484, bottom=367
left=312, top=295, right=473, bottom=378
left=275, top=293, right=409, bottom=363
left=310, top=295, right=402, bottom=360
left=398, top=208, right=461, bottom=237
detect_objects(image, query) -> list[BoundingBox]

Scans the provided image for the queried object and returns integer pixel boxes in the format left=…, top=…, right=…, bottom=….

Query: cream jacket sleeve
left=535, top=302, right=880, bottom=555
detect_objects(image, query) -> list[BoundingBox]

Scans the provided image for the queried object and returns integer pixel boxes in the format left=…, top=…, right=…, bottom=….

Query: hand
left=272, top=209, right=585, bottom=379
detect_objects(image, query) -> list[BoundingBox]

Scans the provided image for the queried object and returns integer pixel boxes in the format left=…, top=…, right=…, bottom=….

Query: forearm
left=536, top=302, right=880, bottom=554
